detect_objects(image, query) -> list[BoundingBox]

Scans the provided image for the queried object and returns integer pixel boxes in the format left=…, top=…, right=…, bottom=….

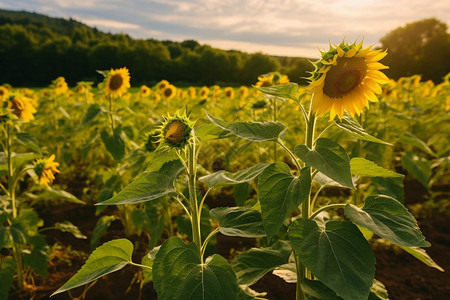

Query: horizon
left=1, top=1, right=450, bottom=58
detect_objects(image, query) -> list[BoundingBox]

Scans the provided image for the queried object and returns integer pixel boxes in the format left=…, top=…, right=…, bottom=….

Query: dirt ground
left=7, top=180, right=450, bottom=300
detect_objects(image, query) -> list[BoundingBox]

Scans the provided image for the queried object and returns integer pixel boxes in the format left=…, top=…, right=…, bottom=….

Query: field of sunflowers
left=1, top=42, right=450, bottom=300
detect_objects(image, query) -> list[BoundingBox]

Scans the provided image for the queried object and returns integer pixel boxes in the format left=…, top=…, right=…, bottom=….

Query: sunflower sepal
left=157, top=109, right=195, bottom=151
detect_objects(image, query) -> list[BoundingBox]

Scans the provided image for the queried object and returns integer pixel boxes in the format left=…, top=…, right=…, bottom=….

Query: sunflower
left=199, top=86, right=210, bottom=100
left=0, top=86, right=9, bottom=102
left=239, top=86, right=249, bottom=98
left=53, top=77, right=69, bottom=95
left=140, top=85, right=151, bottom=97
left=162, top=84, right=177, bottom=100
left=255, top=74, right=274, bottom=87
left=158, top=110, right=195, bottom=149
left=224, top=87, right=235, bottom=100
left=34, top=154, right=60, bottom=187
left=158, top=80, right=170, bottom=90
left=103, top=67, right=131, bottom=98
left=308, top=40, right=389, bottom=120
left=7, top=94, right=37, bottom=122
left=188, top=87, right=197, bottom=99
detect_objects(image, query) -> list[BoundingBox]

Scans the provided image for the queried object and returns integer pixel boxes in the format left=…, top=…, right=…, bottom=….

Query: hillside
left=0, top=9, right=313, bottom=86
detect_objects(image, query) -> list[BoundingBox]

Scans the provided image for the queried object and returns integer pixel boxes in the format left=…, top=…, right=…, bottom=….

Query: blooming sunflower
left=188, top=87, right=197, bottom=99
left=140, top=85, right=151, bottom=97
left=239, top=86, right=249, bottom=98
left=34, top=154, right=60, bottom=187
left=158, top=80, right=170, bottom=90
left=7, top=94, right=37, bottom=122
left=224, top=87, right=235, bottom=100
left=255, top=74, right=274, bottom=87
left=308, top=40, right=389, bottom=120
left=162, top=84, right=177, bottom=100
left=103, top=67, right=131, bottom=98
left=0, top=86, right=9, bottom=102
left=53, top=77, right=69, bottom=95
left=199, top=86, right=210, bottom=100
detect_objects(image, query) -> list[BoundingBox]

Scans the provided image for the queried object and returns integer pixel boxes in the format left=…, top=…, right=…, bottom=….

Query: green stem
left=6, top=124, right=16, bottom=218
left=310, top=203, right=347, bottom=220
left=187, top=141, right=202, bottom=253
left=108, top=96, right=116, bottom=136
left=296, top=95, right=317, bottom=298
left=200, top=227, right=219, bottom=259
left=129, top=261, right=153, bottom=271
left=294, top=251, right=306, bottom=300
left=13, top=244, right=24, bottom=289
left=277, top=139, right=302, bottom=171
left=273, top=98, right=278, bottom=162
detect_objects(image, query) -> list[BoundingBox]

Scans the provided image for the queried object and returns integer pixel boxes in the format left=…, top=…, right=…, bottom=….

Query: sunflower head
left=102, top=67, right=131, bottom=98
left=158, top=110, right=195, bottom=149
left=239, top=86, right=249, bottom=98
left=224, top=87, right=235, bottom=99
left=199, top=87, right=210, bottom=100
left=140, top=85, right=151, bottom=97
left=162, top=84, right=177, bottom=100
left=52, top=77, right=69, bottom=95
left=255, top=74, right=275, bottom=87
left=308, top=40, right=389, bottom=120
left=188, top=87, right=197, bottom=99
left=158, top=80, right=170, bottom=90
left=0, top=86, right=9, bottom=102
left=7, top=93, right=37, bottom=122
left=144, top=130, right=160, bottom=152
left=34, top=154, right=60, bottom=187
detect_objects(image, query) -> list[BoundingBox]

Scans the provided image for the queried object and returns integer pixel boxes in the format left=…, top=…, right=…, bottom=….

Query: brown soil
left=7, top=180, right=450, bottom=300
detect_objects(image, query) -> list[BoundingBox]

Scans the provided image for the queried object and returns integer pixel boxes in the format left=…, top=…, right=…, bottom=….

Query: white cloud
left=82, top=18, right=140, bottom=30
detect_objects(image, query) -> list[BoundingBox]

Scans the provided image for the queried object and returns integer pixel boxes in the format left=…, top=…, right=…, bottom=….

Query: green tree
left=380, top=18, right=450, bottom=83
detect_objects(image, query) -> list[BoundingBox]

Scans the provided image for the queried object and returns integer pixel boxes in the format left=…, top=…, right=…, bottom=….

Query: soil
left=7, top=179, right=450, bottom=300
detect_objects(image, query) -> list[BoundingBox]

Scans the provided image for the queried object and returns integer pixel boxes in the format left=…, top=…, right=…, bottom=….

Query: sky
left=1, top=0, right=449, bottom=58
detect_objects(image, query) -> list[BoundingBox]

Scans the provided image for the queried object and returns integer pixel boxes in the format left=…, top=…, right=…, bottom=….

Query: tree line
left=0, top=9, right=448, bottom=86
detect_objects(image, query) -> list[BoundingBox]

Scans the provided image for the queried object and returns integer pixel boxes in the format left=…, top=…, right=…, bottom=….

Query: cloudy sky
left=1, top=0, right=449, bottom=58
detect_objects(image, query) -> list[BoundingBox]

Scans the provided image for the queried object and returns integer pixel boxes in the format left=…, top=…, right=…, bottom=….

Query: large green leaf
left=54, top=221, right=87, bottom=239
left=23, top=234, right=50, bottom=278
left=16, top=132, right=42, bottom=154
left=399, top=132, right=437, bottom=157
left=82, top=104, right=102, bottom=125
left=289, top=219, right=375, bottom=300
left=335, top=115, right=391, bottom=145
left=344, top=195, right=430, bottom=247
left=401, top=151, right=431, bottom=189
left=254, top=83, right=299, bottom=102
left=398, top=246, right=444, bottom=271
left=101, top=129, right=125, bottom=162
left=300, top=278, right=389, bottom=300
left=199, top=163, right=269, bottom=189
left=210, top=207, right=266, bottom=238
left=231, top=240, right=291, bottom=285
left=153, top=237, right=238, bottom=300
left=206, top=112, right=286, bottom=142
left=38, top=188, right=84, bottom=204
left=195, top=123, right=229, bottom=141
left=258, top=163, right=311, bottom=241
left=295, top=138, right=354, bottom=188
left=90, top=215, right=117, bottom=250
left=350, top=157, right=404, bottom=178
left=52, top=239, right=134, bottom=296
left=0, top=257, right=15, bottom=300
left=98, top=160, right=183, bottom=205
left=371, top=177, right=404, bottom=203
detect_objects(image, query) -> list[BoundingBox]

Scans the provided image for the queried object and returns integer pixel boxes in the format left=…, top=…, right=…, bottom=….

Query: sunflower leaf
left=335, top=115, right=391, bottom=145
left=253, top=83, right=299, bottom=102
left=206, top=112, right=286, bottom=142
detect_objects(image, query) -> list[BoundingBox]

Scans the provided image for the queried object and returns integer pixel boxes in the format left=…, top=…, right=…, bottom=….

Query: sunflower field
left=1, top=40, right=449, bottom=300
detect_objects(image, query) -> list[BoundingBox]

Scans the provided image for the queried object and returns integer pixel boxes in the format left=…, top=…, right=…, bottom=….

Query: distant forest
left=1, top=9, right=449, bottom=86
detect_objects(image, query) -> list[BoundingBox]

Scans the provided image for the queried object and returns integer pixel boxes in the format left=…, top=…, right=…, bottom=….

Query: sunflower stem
left=187, top=138, right=202, bottom=255
left=272, top=98, right=278, bottom=162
